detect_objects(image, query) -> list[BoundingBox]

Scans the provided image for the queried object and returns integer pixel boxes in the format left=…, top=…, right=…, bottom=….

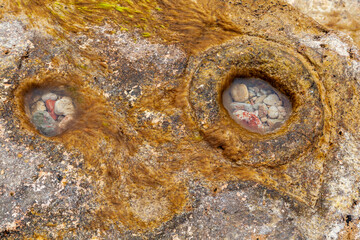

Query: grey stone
left=31, top=111, right=58, bottom=136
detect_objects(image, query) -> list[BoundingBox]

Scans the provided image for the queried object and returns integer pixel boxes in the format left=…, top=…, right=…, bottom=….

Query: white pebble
left=268, top=106, right=279, bottom=119
left=41, top=92, right=57, bottom=102
left=263, top=94, right=280, bottom=106
left=31, top=101, right=46, bottom=114
left=54, top=97, right=75, bottom=115
left=255, top=95, right=266, bottom=104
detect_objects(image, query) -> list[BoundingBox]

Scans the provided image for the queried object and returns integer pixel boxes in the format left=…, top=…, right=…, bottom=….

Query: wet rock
left=233, top=110, right=263, bottom=130
left=255, top=95, right=266, bottom=104
left=277, top=106, right=287, bottom=116
left=58, top=115, right=74, bottom=130
left=41, top=92, right=57, bottom=102
left=258, top=104, right=268, bottom=118
left=268, top=106, right=279, bottom=119
left=45, top=99, right=56, bottom=112
left=267, top=119, right=284, bottom=128
left=249, top=90, right=255, bottom=97
left=30, top=101, right=46, bottom=114
left=54, top=97, right=75, bottom=115
left=222, top=90, right=233, bottom=107
left=230, top=102, right=254, bottom=112
left=31, top=111, right=58, bottom=136
left=230, top=83, right=249, bottom=102
left=263, top=94, right=280, bottom=106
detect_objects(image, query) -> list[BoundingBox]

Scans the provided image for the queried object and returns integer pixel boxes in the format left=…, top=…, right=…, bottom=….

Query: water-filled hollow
left=223, top=77, right=292, bottom=134
left=24, top=88, right=77, bottom=137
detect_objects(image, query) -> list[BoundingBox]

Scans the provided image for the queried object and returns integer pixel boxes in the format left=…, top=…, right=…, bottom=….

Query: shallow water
left=223, top=78, right=292, bottom=134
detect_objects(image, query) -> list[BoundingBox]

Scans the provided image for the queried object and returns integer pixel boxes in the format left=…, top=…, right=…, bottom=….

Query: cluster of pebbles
left=27, top=91, right=76, bottom=136
left=223, top=78, right=291, bottom=133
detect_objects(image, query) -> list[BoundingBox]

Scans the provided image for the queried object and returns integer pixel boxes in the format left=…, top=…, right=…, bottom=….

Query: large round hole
left=25, top=88, right=77, bottom=137
left=223, top=78, right=292, bottom=134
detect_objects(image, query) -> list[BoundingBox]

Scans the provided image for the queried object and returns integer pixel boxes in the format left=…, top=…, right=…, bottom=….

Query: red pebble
left=45, top=99, right=56, bottom=112
left=49, top=110, right=57, bottom=120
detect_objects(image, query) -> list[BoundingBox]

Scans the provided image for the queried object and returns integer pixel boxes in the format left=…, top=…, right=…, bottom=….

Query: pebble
left=59, top=115, right=74, bottom=130
left=45, top=99, right=56, bottom=112
left=267, top=119, right=283, bottom=128
left=255, top=95, right=266, bottom=104
left=253, top=103, right=260, bottom=110
left=230, top=102, right=254, bottom=112
left=258, top=104, right=268, bottom=118
left=249, top=90, right=255, bottom=97
left=277, top=106, right=287, bottom=116
left=54, top=97, right=75, bottom=115
left=233, top=110, right=263, bottom=130
left=41, top=92, right=57, bottom=102
left=31, top=101, right=46, bottom=114
left=31, top=111, right=58, bottom=136
left=263, top=94, right=280, bottom=106
left=268, top=106, right=279, bottom=119
left=230, top=83, right=249, bottom=102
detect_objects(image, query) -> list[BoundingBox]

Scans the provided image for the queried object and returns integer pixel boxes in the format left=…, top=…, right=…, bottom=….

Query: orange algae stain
left=2, top=0, right=242, bottom=54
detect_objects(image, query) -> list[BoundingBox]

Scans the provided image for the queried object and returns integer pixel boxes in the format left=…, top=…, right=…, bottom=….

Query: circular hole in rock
left=25, top=88, right=77, bottom=137
left=223, top=78, right=292, bottom=134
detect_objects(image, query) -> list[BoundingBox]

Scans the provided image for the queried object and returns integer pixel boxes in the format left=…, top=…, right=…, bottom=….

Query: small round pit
left=25, top=88, right=77, bottom=137
left=223, top=78, right=292, bottom=134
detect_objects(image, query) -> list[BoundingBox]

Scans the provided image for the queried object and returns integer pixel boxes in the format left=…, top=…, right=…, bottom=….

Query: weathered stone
left=45, top=99, right=56, bottom=112
left=268, top=106, right=279, bottom=119
left=267, top=119, right=284, bottom=128
left=230, top=102, right=254, bottom=112
left=230, top=83, right=249, bottom=102
left=263, top=94, right=280, bottom=106
left=233, top=110, right=263, bottom=130
left=58, top=115, right=74, bottom=130
left=30, top=101, right=46, bottom=114
left=249, top=90, right=255, bottom=97
left=277, top=106, right=287, bottom=116
left=54, top=97, right=75, bottom=116
left=31, top=111, right=58, bottom=136
left=258, top=104, right=268, bottom=118
left=255, top=95, right=267, bottom=104
left=41, top=92, right=57, bottom=102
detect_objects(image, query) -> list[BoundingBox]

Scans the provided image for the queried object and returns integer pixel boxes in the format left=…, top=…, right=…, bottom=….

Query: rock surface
left=0, top=0, right=360, bottom=239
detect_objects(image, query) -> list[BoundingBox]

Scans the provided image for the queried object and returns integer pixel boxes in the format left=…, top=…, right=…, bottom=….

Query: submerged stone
left=54, top=97, right=75, bottom=115
left=230, top=83, right=249, bottom=102
left=31, top=111, right=58, bottom=136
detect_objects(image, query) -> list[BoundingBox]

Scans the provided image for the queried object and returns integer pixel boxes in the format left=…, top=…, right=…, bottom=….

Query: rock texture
left=0, top=0, right=360, bottom=239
